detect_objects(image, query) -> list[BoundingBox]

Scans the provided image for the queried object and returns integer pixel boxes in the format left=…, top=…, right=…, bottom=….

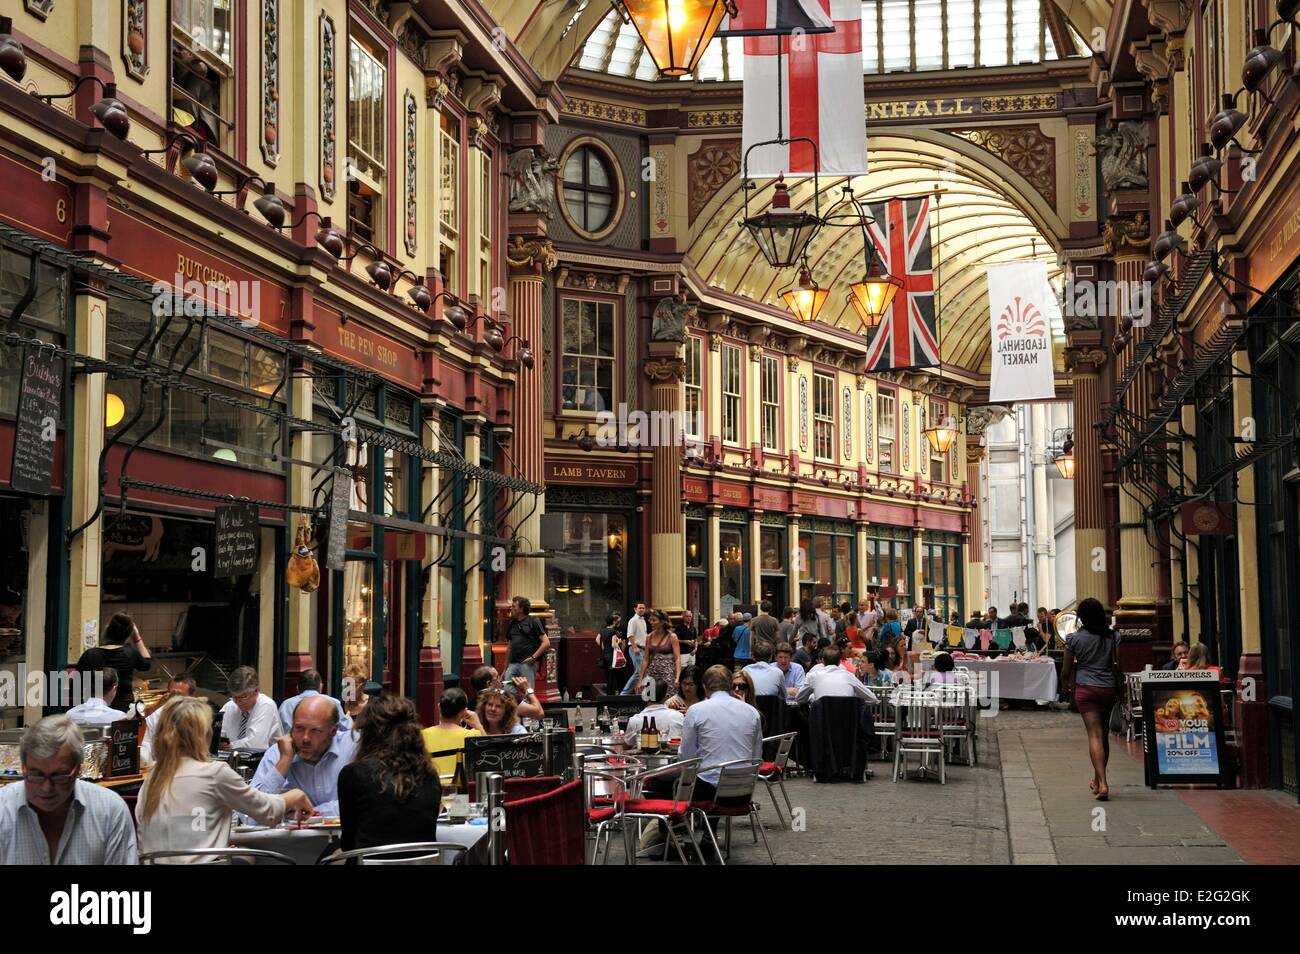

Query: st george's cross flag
left=735, top=0, right=867, bottom=176
left=986, top=260, right=1059, bottom=403
left=862, top=196, right=939, bottom=372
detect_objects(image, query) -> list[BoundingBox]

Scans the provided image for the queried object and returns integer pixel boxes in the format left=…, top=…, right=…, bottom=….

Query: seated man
left=422, top=688, right=482, bottom=781
left=796, top=647, right=878, bottom=705
left=278, top=669, right=350, bottom=735
left=469, top=665, right=543, bottom=721
left=0, top=716, right=136, bottom=864
left=251, top=695, right=356, bottom=817
left=141, top=672, right=198, bottom=761
left=679, top=665, right=763, bottom=804
left=65, top=668, right=125, bottom=726
left=623, top=678, right=684, bottom=748
left=773, top=642, right=806, bottom=702
left=219, top=666, right=281, bottom=751
left=741, top=641, right=785, bottom=697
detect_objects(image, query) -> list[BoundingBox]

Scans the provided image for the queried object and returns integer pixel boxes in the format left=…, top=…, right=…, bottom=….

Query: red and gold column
left=645, top=351, right=686, bottom=615
left=1066, top=346, right=1109, bottom=606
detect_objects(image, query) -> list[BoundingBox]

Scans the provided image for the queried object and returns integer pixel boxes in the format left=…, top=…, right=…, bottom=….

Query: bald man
left=250, top=695, right=357, bottom=816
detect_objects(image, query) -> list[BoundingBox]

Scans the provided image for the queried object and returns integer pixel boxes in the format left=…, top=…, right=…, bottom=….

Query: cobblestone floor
left=600, top=707, right=1300, bottom=865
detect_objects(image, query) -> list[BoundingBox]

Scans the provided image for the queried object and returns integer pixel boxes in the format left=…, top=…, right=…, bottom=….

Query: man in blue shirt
left=732, top=613, right=753, bottom=670
left=278, top=669, right=350, bottom=735
left=742, top=641, right=784, bottom=697
left=252, top=695, right=357, bottom=816
left=680, top=665, right=763, bottom=798
left=773, top=642, right=807, bottom=701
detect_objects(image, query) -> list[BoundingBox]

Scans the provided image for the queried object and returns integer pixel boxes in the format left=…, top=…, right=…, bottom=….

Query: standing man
left=0, top=716, right=137, bottom=864
left=219, top=666, right=281, bottom=750
left=732, top=612, right=754, bottom=671
left=595, top=614, right=621, bottom=695
left=778, top=607, right=798, bottom=642
left=815, top=597, right=836, bottom=640
left=620, top=602, right=649, bottom=694
left=903, top=605, right=926, bottom=643
left=674, top=610, right=699, bottom=659
left=504, top=595, right=551, bottom=690
left=751, top=601, right=780, bottom=651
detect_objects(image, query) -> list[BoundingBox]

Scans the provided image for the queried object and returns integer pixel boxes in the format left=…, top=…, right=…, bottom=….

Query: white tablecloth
left=922, top=658, right=1059, bottom=702
left=229, top=820, right=490, bottom=864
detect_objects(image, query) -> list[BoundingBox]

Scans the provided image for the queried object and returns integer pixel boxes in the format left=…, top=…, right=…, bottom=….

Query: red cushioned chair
left=620, top=757, right=703, bottom=865
left=757, top=733, right=797, bottom=829
left=503, top=778, right=587, bottom=865
left=690, top=758, right=775, bottom=865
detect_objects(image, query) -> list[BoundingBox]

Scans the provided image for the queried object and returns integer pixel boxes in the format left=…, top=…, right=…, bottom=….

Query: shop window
left=929, top=398, right=947, bottom=482
left=685, top=519, right=705, bottom=570
left=760, top=527, right=785, bottom=572
left=922, top=531, right=963, bottom=621
left=878, top=389, right=896, bottom=472
left=721, top=344, right=742, bottom=445
left=561, top=143, right=618, bottom=235
left=171, top=0, right=234, bottom=147
left=761, top=354, right=781, bottom=452
left=542, top=510, right=629, bottom=633
left=347, top=33, right=387, bottom=243
left=440, top=112, right=460, bottom=286
left=342, top=553, right=374, bottom=679
left=0, top=247, right=66, bottom=417
left=560, top=298, right=615, bottom=412
left=814, top=371, right=835, bottom=462
left=719, top=524, right=746, bottom=616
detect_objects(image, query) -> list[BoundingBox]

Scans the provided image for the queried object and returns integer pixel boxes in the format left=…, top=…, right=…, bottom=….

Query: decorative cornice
left=644, top=357, right=686, bottom=383
left=687, top=108, right=744, bottom=128
left=564, top=96, right=647, bottom=127
left=506, top=236, right=558, bottom=272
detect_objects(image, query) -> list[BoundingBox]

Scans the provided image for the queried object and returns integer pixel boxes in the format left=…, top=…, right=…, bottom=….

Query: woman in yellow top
left=421, top=688, right=483, bottom=781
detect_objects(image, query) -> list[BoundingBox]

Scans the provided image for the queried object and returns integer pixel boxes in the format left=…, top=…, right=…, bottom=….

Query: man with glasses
left=251, top=695, right=356, bottom=817
left=218, top=666, right=281, bottom=751
left=0, top=715, right=137, bottom=864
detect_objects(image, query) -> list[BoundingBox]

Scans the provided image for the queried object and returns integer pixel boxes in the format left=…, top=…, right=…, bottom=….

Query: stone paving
left=601, top=707, right=1300, bottom=865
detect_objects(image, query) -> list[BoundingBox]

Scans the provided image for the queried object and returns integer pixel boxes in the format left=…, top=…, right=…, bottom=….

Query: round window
left=561, top=144, right=618, bottom=235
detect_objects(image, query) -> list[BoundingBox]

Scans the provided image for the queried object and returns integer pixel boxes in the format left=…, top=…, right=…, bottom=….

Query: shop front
left=796, top=518, right=856, bottom=608
left=864, top=524, right=914, bottom=609
left=921, top=529, right=964, bottom=621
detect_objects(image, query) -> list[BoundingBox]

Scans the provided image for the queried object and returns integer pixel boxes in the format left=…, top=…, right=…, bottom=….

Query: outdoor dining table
left=229, top=817, right=492, bottom=864
left=921, top=656, right=1059, bottom=703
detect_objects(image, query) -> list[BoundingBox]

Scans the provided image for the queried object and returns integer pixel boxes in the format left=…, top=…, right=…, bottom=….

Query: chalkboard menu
left=9, top=348, right=63, bottom=494
left=464, top=732, right=575, bottom=780
left=323, top=472, right=349, bottom=571
left=108, top=718, right=142, bottom=779
left=213, top=502, right=260, bottom=578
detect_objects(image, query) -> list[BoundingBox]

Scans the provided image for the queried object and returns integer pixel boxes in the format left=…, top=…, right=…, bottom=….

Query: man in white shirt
left=141, top=673, right=198, bottom=761
left=742, top=641, right=784, bottom=697
left=64, top=668, right=126, bottom=726
left=796, top=647, right=878, bottom=705
left=623, top=678, right=684, bottom=748
left=278, top=668, right=350, bottom=734
left=219, top=666, right=281, bottom=750
left=619, top=602, right=649, bottom=694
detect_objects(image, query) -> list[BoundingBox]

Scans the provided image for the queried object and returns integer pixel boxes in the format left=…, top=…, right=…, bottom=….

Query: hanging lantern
left=743, top=177, right=821, bottom=269
left=1054, top=437, right=1076, bottom=479
left=781, top=267, right=828, bottom=323
left=1188, top=143, right=1223, bottom=193
left=924, top=416, right=960, bottom=454
left=615, top=0, right=736, bottom=77
left=1209, top=94, right=1247, bottom=151
left=847, top=248, right=904, bottom=330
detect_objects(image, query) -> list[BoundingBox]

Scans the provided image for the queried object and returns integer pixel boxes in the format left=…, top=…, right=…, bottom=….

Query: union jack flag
left=862, top=197, right=937, bottom=372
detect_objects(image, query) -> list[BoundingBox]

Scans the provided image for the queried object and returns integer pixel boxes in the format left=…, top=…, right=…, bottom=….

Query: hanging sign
left=213, top=502, right=261, bottom=579
left=987, top=261, right=1058, bottom=403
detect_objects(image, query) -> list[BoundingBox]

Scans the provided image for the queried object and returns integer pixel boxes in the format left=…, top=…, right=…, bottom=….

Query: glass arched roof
left=576, top=0, right=1086, bottom=82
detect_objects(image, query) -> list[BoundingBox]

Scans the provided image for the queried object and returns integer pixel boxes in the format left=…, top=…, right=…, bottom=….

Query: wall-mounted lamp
left=32, top=73, right=131, bottom=140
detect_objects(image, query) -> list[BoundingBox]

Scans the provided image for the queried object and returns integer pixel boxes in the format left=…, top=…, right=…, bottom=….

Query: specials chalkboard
left=213, top=502, right=260, bottom=578
left=9, top=348, right=63, bottom=494
left=108, top=718, right=142, bottom=779
left=463, top=732, right=575, bottom=780
left=322, top=472, right=349, bottom=571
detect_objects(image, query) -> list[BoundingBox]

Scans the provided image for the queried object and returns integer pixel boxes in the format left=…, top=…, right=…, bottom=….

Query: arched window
left=561, top=145, right=618, bottom=234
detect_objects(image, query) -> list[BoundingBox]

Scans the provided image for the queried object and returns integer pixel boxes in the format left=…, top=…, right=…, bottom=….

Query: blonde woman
left=137, top=696, right=313, bottom=862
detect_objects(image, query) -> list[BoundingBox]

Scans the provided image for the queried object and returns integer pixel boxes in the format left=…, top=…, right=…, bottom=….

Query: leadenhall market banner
left=986, top=261, right=1058, bottom=403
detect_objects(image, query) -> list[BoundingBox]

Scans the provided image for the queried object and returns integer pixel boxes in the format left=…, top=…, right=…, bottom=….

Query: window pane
left=1011, top=0, right=1042, bottom=63
left=947, top=0, right=976, bottom=67
left=914, top=0, right=944, bottom=69
left=587, top=150, right=611, bottom=187
left=861, top=0, right=881, bottom=74
left=761, top=528, right=784, bottom=571
left=978, top=0, right=1009, bottom=67
left=882, top=0, right=911, bottom=71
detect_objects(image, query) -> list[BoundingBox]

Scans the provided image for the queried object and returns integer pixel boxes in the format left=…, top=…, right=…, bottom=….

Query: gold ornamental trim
left=563, top=97, right=647, bottom=127
left=644, top=357, right=686, bottom=383
left=506, top=236, right=558, bottom=272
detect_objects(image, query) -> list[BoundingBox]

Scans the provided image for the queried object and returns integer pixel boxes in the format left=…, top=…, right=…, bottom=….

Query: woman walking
left=1061, top=597, right=1119, bottom=801
left=635, top=609, right=681, bottom=697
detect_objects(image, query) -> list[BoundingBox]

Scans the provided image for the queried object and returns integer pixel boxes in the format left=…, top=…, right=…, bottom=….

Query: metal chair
left=620, top=757, right=703, bottom=865
left=933, top=683, right=976, bottom=766
left=584, top=769, right=628, bottom=865
left=893, top=689, right=945, bottom=784
left=758, top=732, right=797, bottom=828
left=140, top=847, right=297, bottom=865
left=317, top=842, right=469, bottom=865
left=1124, top=672, right=1144, bottom=742
left=690, top=758, right=775, bottom=865
left=871, top=683, right=897, bottom=760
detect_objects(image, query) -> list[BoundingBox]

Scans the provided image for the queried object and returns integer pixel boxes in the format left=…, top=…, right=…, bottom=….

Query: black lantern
left=88, top=83, right=131, bottom=140
left=253, top=181, right=286, bottom=229
left=314, top=218, right=345, bottom=258
left=613, top=0, right=736, bottom=78
left=181, top=150, right=219, bottom=192
left=1169, top=183, right=1199, bottom=228
left=0, top=18, right=28, bottom=83
left=1242, top=29, right=1285, bottom=93
left=364, top=259, right=393, bottom=291
left=1209, top=94, right=1248, bottom=151
left=742, top=177, right=821, bottom=269
left=1189, top=143, right=1223, bottom=193
left=1153, top=220, right=1185, bottom=261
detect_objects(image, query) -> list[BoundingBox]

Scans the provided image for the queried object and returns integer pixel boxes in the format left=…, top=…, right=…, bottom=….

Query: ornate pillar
left=707, top=505, right=722, bottom=621
left=645, top=354, right=686, bottom=615
left=503, top=236, right=556, bottom=614
left=1030, top=403, right=1055, bottom=609
left=787, top=515, right=802, bottom=610
left=964, top=444, right=986, bottom=613
left=1065, top=346, right=1109, bottom=606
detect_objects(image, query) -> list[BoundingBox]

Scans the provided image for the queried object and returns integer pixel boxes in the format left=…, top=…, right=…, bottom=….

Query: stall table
left=922, top=657, right=1059, bottom=703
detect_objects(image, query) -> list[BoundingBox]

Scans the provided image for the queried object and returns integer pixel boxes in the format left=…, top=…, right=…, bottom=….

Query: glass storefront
left=798, top=519, right=856, bottom=607
left=865, top=524, right=914, bottom=608
left=685, top=511, right=707, bottom=620
left=719, top=512, right=748, bottom=616
left=543, top=487, right=636, bottom=633
left=921, top=530, right=963, bottom=621
left=759, top=520, right=786, bottom=611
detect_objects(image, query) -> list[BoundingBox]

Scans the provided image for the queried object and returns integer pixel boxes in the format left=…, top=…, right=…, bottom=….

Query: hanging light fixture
left=847, top=243, right=904, bottom=330
left=1054, top=435, right=1076, bottom=479
left=743, top=177, right=822, bottom=269
left=613, top=0, right=736, bottom=77
left=181, top=149, right=219, bottom=192
left=1153, top=220, right=1186, bottom=261
left=0, top=18, right=28, bottom=83
left=1242, top=28, right=1286, bottom=93
left=1209, top=94, right=1248, bottom=151
left=252, top=181, right=286, bottom=229
left=781, top=262, right=828, bottom=323
left=105, top=392, right=125, bottom=429
left=1169, top=182, right=1199, bottom=228
left=924, top=414, right=960, bottom=454
left=1189, top=143, right=1224, bottom=193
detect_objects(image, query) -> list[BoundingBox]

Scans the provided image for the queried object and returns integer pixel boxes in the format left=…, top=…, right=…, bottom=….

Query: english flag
left=862, top=197, right=938, bottom=372
left=737, top=0, right=867, bottom=176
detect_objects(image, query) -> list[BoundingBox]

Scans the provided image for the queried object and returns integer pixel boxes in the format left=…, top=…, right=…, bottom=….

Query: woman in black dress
left=338, top=693, right=442, bottom=852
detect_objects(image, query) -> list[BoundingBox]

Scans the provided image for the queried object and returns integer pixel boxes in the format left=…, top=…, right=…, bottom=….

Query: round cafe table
left=229, top=818, right=491, bottom=864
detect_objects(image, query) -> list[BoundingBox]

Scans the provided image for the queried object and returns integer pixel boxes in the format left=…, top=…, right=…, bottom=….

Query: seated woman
left=137, top=696, right=313, bottom=863
left=729, top=668, right=767, bottom=734
left=1180, top=643, right=1225, bottom=682
left=885, top=644, right=912, bottom=684
left=861, top=651, right=892, bottom=687
left=924, top=652, right=961, bottom=687
left=477, top=687, right=527, bottom=736
left=339, top=693, right=442, bottom=853
left=665, top=665, right=703, bottom=713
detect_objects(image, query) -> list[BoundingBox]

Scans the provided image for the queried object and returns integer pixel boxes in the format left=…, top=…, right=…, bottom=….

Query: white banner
left=987, top=261, right=1057, bottom=403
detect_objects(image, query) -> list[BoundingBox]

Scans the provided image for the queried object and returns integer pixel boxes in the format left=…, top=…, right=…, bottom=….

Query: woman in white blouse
left=137, top=696, right=313, bottom=862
